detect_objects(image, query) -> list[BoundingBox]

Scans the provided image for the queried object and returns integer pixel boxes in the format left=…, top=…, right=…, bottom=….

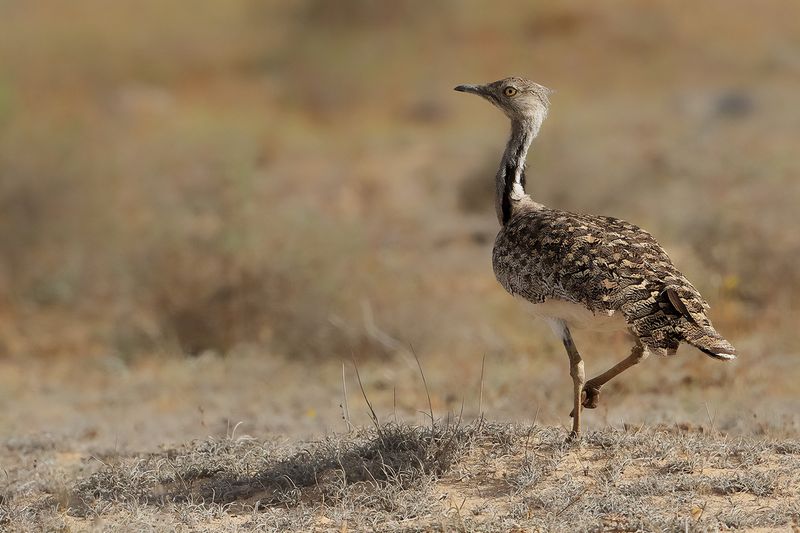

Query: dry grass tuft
left=65, top=421, right=472, bottom=525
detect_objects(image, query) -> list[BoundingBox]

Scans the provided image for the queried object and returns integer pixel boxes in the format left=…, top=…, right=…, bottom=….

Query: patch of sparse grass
left=67, top=421, right=472, bottom=527
left=774, top=441, right=800, bottom=455
left=2, top=423, right=800, bottom=531
left=509, top=455, right=559, bottom=492
left=707, top=471, right=777, bottom=497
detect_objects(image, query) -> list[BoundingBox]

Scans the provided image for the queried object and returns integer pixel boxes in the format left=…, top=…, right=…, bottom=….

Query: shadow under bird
left=454, top=77, right=736, bottom=439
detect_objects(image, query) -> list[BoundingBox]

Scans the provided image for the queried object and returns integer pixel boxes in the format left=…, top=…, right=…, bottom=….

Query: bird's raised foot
left=583, top=385, right=601, bottom=409
left=569, top=386, right=602, bottom=417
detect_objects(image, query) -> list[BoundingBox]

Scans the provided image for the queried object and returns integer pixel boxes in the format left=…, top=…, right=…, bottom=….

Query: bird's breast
left=517, top=297, right=628, bottom=333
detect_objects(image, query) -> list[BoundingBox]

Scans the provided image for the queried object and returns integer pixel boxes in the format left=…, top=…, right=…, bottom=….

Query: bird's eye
left=503, top=87, right=518, bottom=97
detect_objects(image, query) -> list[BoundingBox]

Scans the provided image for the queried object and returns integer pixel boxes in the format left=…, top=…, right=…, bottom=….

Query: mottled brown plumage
left=455, top=76, right=736, bottom=438
left=494, top=207, right=735, bottom=358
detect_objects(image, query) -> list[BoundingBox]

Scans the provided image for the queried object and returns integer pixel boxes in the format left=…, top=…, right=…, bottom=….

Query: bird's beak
left=454, top=83, right=486, bottom=96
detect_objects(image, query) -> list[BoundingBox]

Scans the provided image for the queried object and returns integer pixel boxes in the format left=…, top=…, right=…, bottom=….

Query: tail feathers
left=697, top=342, right=736, bottom=360
left=681, top=320, right=736, bottom=360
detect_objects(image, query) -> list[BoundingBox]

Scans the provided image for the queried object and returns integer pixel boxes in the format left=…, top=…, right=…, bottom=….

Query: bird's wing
left=494, top=208, right=726, bottom=355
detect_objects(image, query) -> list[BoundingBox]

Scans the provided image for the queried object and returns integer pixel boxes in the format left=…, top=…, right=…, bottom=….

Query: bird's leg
left=561, top=326, right=585, bottom=440
left=580, top=341, right=647, bottom=410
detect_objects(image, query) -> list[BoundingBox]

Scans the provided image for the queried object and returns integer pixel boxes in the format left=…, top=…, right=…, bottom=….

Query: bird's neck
left=496, top=117, right=542, bottom=225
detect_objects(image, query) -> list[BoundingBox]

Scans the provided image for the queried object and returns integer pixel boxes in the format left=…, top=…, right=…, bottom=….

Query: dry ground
left=3, top=421, right=800, bottom=531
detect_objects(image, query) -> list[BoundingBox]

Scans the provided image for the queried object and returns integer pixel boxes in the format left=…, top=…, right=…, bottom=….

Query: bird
left=454, top=77, right=736, bottom=439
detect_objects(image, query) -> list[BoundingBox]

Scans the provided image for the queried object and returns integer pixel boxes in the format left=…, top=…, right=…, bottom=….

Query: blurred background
left=0, top=0, right=798, bottom=449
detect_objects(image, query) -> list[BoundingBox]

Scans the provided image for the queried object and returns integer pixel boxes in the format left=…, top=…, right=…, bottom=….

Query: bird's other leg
left=581, top=340, right=648, bottom=410
left=549, top=320, right=585, bottom=440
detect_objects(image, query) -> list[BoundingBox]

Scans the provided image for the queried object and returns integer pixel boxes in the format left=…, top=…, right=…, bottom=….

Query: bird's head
left=454, top=76, right=553, bottom=125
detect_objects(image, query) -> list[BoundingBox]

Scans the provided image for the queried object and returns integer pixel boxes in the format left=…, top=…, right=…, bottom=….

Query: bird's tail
left=680, top=319, right=736, bottom=360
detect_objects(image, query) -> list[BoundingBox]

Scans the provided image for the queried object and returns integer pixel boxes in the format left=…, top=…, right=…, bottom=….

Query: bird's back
left=493, top=206, right=736, bottom=358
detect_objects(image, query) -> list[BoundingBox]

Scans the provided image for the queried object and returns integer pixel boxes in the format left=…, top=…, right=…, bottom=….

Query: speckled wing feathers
left=492, top=207, right=735, bottom=358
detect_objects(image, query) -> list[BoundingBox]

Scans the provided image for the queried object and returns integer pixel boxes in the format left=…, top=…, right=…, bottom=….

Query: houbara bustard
left=455, top=77, right=736, bottom=438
